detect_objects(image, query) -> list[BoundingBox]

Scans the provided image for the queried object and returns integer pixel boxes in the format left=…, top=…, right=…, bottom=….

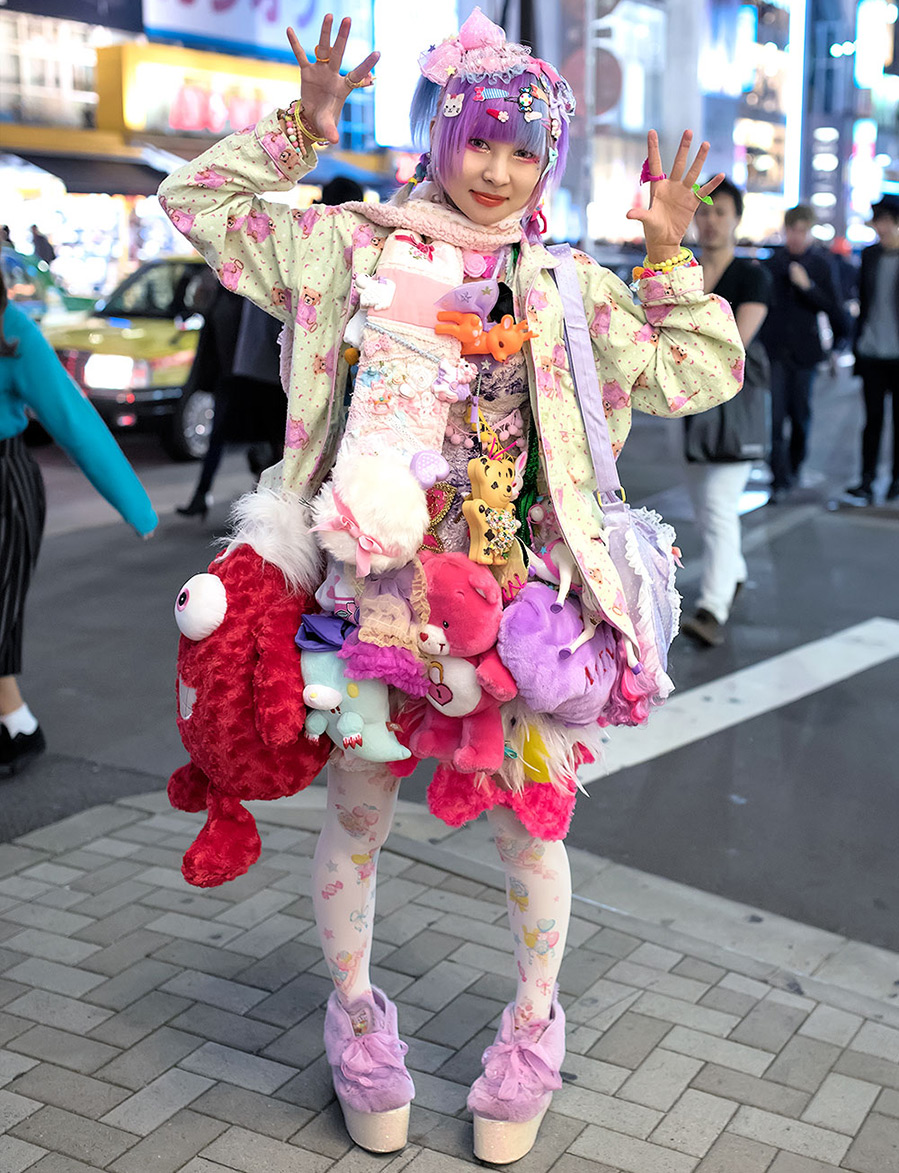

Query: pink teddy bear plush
left=408, top=552, right=517, bottom=773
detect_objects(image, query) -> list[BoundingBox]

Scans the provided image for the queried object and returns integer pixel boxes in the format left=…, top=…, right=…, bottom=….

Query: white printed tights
left=312, top=761, right=572, bottom=1027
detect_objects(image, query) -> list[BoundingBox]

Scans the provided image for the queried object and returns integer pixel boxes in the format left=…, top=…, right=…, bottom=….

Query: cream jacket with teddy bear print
left=157, top=109, right=744, bottom=651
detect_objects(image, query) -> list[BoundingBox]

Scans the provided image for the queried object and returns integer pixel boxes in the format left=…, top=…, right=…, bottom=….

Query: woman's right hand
left=286, top=15, right=379, bottom=145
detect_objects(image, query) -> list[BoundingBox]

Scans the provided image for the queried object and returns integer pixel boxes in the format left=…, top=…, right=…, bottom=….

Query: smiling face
left=441, top=136, right=543, bottom=226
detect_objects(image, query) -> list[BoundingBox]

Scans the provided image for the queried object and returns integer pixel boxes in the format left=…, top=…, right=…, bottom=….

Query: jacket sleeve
left=156, top=109, right=354, bottom=323
left=6, top=306, right=157, bottom=535
left=576, top=253, right=745, bottom=418
left=797, top=254, right=849, bottom=343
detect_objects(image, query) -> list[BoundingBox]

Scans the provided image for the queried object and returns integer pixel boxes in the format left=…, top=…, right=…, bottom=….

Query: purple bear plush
left=497, top=582, right=616, bottom=726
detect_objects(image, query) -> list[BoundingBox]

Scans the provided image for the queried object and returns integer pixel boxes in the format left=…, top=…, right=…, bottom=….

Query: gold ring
left=314, top=50, right=330, bottom=63
left=345, top=75, right=368, bottom=89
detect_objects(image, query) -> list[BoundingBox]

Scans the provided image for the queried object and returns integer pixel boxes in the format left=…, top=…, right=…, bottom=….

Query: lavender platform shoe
left=468, top=996, right=565, bottom=1163
left=324, top=986, right=415, bottom=1152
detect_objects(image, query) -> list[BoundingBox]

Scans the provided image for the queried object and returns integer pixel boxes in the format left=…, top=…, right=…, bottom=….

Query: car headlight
left=83, top=354, right=134, bottom=390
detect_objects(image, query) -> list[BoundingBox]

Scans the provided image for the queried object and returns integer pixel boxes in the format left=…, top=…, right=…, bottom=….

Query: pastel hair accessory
left=640, top=157, right=666, bottom=184
left=410, top=450, right=452, bottom=489
left=692, top=182, right=714, bottom=205
left=442, top=93, right=464, bottom=117
left=486, top=107, right=509, bottom=122
left=474, top=86, right=511, bottom=102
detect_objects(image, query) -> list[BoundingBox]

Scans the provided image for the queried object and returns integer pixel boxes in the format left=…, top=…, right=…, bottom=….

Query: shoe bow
left=340, top=1031, right=409, bottom=1087
left=484, top=1037, right=563, bottom=1101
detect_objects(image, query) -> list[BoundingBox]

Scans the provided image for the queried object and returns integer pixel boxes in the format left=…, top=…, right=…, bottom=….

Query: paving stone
left=3, top=991, right=111, bottom=1036
left=329, top=1148, right=428, bottom=1173
left=18, top=807, right=141, bottom=854
left=142, top=913, right=243, bottom=948
left=691, top=1064, right=810, bottom=1117
left=730, top=1001, right=810, bottom=1053
left=765, top=990, right=815, bottom=1014
left=68, top=881, right=155, bottom=921
left=875, top=1087, right=899, bottom=1117
left=381, top=931, right=466, bottom=978
left=582, top=927, right=642, bottom=958
left=19, top=1156, right=101, bottom=1173
left=169, top=1002, right=282, bottom=1053
left=618, top=1048, right=704, bottom=1110
left=100, top=1068, right=214, bottom=1135
left=0, top=1050, right=38, bottom=1087
left=649, top=1089, right=738, bottom=1157
left=0, top=1090, right=42, bottom=1130
left=149, top=939, right=248, bottom=979
left=798, top=1005, right=863, bottom=1048
left=77, top=930, right=172, bottom=977
left=139, top=888, right=232, bottom=919
left=416, top=992, right=504, bottom=1048
left=672, top=959, right=726, bottom=984
left=401, top=863, right=447, bottom=887
left=0, top=879, right=50, bottom=901
left=2, top=959, right=104, bottom=999
left=432, top=1027, right=494, bottom=1085
left=541, top=1157, right=619, bottom=1173
left=728, top=1105, right=851, bottom=1163
left=94, top=1026, right=203, bottom=1090
left=0, top=1015, right=30, bottom=1049
left=69, top=859, right=147, bottom=896
left=232, top=939, right=320, bottom=992
left=83, top=837, right=140, bottom=860
left=159, top=969, right=267, bottom=1014
left=0, top=846, right=47, bottom=878
left=375, top=904, right=444, bottom=946
left=6, top=1063, right=130, bottom=1119
left=180, top=1040, right=296, bottom=1094
left=467, top=972, right=516, bottom=1005
left=202, top=1124, right=332, bottom=1172
left=850, top=1021, right=899, bottom=1064
left=368, top=965, right=413, bottom=999
left=587, top=1011, right=673, bottom=1069
left=8, top=1025, right=119, bottom=1075
left=248, top=972, right=333, bottom=1028
left=717, top=973, right=769, bottom=1000
left=68, top=905, right=159, bottom=947
left=224, top=914, right=306, bottom=959
left=662, top=1024, right=774, bottom=1076
left=2, top=930, right=98, bottom=967
left=108, top=1106, right=228, bottom=1173
left=191, top=1083, right=311, bottom=1142
left=0, top=1136, right=48, bottom=1172
left=834, top=1049, right=899, bottom=1091
left=274, top=1054, right=335, bottom=1113
left=84, top=960, right=182, bottom=1011
left=699, top=987, right=761, bottom=1018
left=287, top=1100, right=353, bottom=1158
left=560, top=1052, right=629, bottom=1095
left=569, top=1122, right=698, bottom=1172
left=397, top=961, right=482, bottom=1013
left=87, top=991, right=192, bottom=1048
left=21, top=863, right=84, bottom=887
left=401, top=1070, right=468, bottom=1115
left=403, top=1151, right=479, bottom=1172
left=554, top=1083, right=662, bottom=1137
left=695, top=1131, right=777, bottom=1172
left=801, top=1072, right=879, bottom=1135
left=214, top=891, right=296, bottom=928
left=607, top=958, right=703, bottom=997
left=405, top=1036, right=456, bottom=1074
left=33, top=889, right=84, bottom=911
left=259, top=1007, right=326, bottom=1069
left=840, top=1111, right=899, bottom=1172
left=9, top=1105, right=137, bottom=1166
left=767, top=1156, right=844, bottom=1172
left=0, top=981, right=27, bottom=1011
left=557, top=948, right=617, bottom=997
left=763, top=1037, right=842, bottom=1094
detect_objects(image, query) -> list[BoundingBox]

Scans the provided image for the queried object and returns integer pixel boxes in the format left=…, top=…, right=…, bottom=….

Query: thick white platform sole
left=339, top=1100, right=410, bottom=1153
left=472, top=1104, right=550, bottom=1164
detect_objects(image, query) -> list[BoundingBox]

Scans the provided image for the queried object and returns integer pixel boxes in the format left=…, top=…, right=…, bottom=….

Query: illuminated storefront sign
left=96, top=42, right=298, bottom=137
left=142, top=0, right=373, bottom=63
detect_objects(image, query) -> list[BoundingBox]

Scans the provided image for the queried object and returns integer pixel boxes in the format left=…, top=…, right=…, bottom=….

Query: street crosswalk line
left=585, top=617, right=899, bottom=780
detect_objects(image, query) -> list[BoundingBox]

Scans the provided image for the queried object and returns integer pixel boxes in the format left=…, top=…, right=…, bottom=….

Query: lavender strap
left=548, top=243, right=622, bottom=501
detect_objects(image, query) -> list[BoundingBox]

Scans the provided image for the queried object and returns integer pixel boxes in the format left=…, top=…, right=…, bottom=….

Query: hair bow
left=310, top=489, right=399, bottom=577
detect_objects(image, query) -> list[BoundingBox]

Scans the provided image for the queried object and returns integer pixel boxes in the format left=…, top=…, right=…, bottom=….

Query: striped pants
left=0, top=434, right=45, bottom=676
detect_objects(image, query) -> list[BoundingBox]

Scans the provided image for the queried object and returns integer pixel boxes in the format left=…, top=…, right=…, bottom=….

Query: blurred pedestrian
left=0, top=227, right=11, bottom=247
left=0, top=270, right=156, bottom=776
left=29, top=225, right=55, bottom=267
left=682, top=178, right=772, bottom=647
left=761, top=205, right=847, bottom=501
left=319, top=175, right=364, bottom=204
left=843, top=194, right=899, bottom=505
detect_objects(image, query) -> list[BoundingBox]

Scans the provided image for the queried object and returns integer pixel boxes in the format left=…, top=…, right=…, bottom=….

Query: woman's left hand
left=626, top=129, right=723, bottom=264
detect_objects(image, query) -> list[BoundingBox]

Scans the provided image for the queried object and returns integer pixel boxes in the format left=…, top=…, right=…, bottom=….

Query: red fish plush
left=168, top=491, right=329, bottom=887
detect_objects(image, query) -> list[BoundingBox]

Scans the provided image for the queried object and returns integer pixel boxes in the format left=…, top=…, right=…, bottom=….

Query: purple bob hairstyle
left=409, top=71, right=570, bottom=233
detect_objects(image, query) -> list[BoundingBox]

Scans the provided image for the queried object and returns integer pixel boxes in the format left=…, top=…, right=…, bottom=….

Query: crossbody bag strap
left=547, top=243, right=622, bottom=501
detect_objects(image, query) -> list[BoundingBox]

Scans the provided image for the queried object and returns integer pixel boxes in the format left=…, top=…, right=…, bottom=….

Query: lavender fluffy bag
left=497, top=582, right=616, bottom=726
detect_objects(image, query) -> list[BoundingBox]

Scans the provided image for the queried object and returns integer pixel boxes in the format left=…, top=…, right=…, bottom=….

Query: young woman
left=159, top=9, right=742, bottom=1162
left=0, top=272, right=157, bottom=775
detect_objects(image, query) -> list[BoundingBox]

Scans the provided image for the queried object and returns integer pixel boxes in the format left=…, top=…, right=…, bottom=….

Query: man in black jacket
left=761, top=205, right=847, bottom=500
left=843, top=194, right=899, bottom=505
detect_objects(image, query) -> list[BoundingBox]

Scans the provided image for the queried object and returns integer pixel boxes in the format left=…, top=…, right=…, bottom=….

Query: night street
left=6, top=363, right=898, bottom=953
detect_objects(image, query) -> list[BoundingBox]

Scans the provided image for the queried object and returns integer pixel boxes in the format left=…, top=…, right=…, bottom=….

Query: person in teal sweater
left=0, top=272, right=157, bottom=775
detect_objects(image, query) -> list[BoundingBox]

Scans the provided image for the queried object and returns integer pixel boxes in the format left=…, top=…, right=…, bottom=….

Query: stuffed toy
left=407, top=551, right=517, bottom=773
left=497, top=582, right=617, bottom=725
left=168, top=491, right=329, bottom=888
left=462, top=448, right=525, bottom=566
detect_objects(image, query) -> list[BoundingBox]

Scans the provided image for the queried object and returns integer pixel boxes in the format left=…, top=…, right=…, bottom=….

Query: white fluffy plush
left=224, top=488, right=323, bottom=594
left=311, top=453, right=430, bottom=574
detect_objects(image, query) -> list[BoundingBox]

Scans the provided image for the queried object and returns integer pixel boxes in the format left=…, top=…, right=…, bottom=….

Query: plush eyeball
left=174, top=573, right=227, bottom=641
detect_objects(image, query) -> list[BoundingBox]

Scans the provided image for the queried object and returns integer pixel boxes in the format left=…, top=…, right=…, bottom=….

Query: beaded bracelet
left=285, top=99, right=330, bottom=150
left=631, top=247, right=697, bottom=282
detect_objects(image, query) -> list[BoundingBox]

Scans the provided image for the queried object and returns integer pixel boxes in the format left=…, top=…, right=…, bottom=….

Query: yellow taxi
left=43, top=255, right=219, bottom=459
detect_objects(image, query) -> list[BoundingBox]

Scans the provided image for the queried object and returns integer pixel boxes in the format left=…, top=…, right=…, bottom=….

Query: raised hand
left=626, top=130, right=723, bottom=263
left=286, top=14, right=379, bottom=145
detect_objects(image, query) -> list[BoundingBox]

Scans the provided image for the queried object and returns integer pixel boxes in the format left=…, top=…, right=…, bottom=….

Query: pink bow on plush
left=395, top=234, right=434, bottom=262
left=485, top=1037, right=563, bottom=1102
left=340, top=1031, right=409, bottom=1088
left=311, top=489, right=393, bottom=577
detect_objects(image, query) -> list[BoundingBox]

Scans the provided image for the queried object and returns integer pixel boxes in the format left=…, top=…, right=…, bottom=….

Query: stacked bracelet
left=285, top=99, right=330, bottom=150
left=631, top=247, right=697, bottom=282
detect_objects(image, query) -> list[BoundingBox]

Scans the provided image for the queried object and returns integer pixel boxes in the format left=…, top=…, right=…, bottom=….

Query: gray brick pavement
left=0, top=796, right=898, bottom=1171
